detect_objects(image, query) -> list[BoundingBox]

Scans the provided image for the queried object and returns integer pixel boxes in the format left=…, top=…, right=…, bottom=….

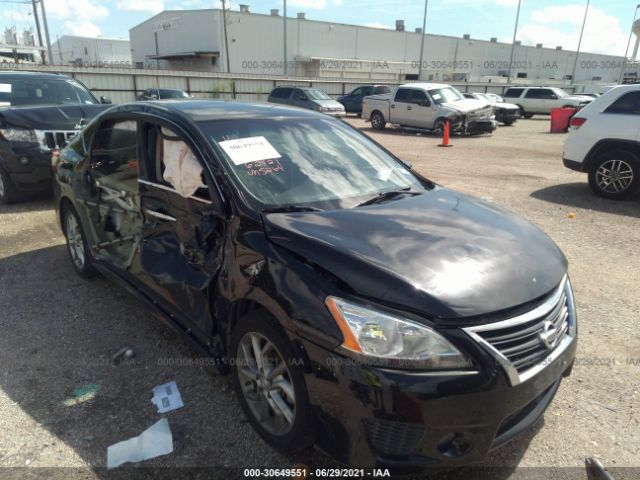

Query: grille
left=363, top=419, right=425, bottom=457
left=464, top=276, right=575, bottom=386
left=35, top=130, right=78, bottom=150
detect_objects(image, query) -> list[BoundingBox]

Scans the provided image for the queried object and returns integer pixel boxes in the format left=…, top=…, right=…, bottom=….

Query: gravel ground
left=0, top=117, right=638, bottom=479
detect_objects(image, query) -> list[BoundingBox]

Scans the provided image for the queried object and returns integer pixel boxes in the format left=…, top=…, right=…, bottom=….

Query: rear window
left=504, top=88, right=524, bottom=98
left=373, top=86, right=391, bottom=95
left=605, top=91, right=640, bottom=115
left=270, top=88, right=292, bottom=99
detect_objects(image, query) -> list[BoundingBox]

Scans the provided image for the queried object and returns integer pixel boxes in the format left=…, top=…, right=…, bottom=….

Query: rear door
left=133, top=122, right=225, bottom=342
left=391, top=88, right=414, bottom=125
left=602, top=90, right=640, bottom=141
left=291, top=88, right=311, bottom=110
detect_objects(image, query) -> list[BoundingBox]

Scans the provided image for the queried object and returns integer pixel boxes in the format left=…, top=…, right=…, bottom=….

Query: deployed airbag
left=162, top=130, right=203, bottom=198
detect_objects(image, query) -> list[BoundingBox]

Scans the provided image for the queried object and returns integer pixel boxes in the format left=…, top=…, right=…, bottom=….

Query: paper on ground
left=151, top=381, right=184, bottom=414
left=107, top=418, right=173, bottom=469
left=219, top=136, right=282, bottom=166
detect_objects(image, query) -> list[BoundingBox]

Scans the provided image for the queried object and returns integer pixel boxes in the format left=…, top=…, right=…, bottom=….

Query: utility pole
left=40, top=0, right=54, bottom=65
left=507, top=0, right=522, bottom=84
left=31, top=0, right=45, bottom=64
left=283, top=0, right=288, bottom=76
left=619, top=4, right=640, bottom=84
left=221, top=0, right=231, bottom=73
left=571, top=0, right=590, bottom=84
left=417, top=0, right=428, bottom=80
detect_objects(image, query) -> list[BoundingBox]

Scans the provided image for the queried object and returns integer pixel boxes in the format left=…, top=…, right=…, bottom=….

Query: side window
left=362, top=87, right=373, bottom=96
left=61, top=122, right=96, bottom=164
left=504, top=88, right=524, bottom=98
left=272, top=87, right=292, bottom=99
left=90, top=120, right=139, bottom=192
left=376, top=86, right=391, bottom=95
left=351, top=87, right=362, bottom=96
left=605, top=92, right=640, bottom=115
left=148, top=125, right=209, bottom=200
left=540, top=89, right=557, bottom=99
left=524, top=89, right=542, bottom=99
left=409, top=90, right=429, bottom=105
left=394, top=88, right=412, bottom=102
left=294, top=89, right=308, bottom=101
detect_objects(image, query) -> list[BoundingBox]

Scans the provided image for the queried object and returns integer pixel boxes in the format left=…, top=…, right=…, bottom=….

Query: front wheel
left=503, top=120, right=515, bottom=126
left=231, top=310, right=312, bottom=453
left=588, top=150, right=640, bottom=200
left=432, top=119, right=446, bottom=137
left=370, top=111, right=386, bottom=130
left=63, top=206, right=96, bottom=278
left=0, top=167, right=17, bottom=205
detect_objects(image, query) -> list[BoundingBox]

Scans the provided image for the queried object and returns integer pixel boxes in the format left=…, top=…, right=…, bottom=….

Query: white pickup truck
left=362, top=83, right=497, bottom=135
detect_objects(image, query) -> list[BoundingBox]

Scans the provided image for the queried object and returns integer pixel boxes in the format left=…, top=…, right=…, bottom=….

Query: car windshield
left=201, top=117, right=424, bottom=209
left=160, top=89, right=189, bottom=99
left=429, top=87, right=464, bottom=105
left=306, top=89, right=331, bottom=101
left=0, top=78, right=98, bottom=107
left=552, top=88, right=570, bottom=98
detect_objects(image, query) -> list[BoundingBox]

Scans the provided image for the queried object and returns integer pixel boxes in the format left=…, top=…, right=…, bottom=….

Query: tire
left=523, top=113, right=534, bottom=119
left=433, top=118, right=446, bottom=137
left=230, top=310, right=312, bottom=453
left=62, top=205, right=96, bottom=278
left=370, top=111, right=386, bottom=130
left=0, top=166, right=17, bottom=205
left=588, top=150, right=640, bottom=200
left=503, top=120, right=515, bottom=126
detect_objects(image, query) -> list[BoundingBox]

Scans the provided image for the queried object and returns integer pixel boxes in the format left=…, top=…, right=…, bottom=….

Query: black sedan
left=53, top=100, right=576, bottom=469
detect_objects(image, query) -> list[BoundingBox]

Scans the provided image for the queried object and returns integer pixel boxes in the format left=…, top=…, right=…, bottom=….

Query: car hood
left=263, top=187, right=567, bottom=321
left=313, top=99, right=345, bottom=109
left=441, top=98, right=489, bottom=113
left=567, top=95, right=593, bottom=102
left=0, top=104, right=111, bottom=130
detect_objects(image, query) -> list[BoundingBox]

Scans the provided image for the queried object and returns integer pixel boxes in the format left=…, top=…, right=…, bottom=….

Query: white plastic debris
left=162, top=132, right=203, bottom=198
left=151, top=381, right=184, bottom=414
left=107, top=418, right=173, bottom=469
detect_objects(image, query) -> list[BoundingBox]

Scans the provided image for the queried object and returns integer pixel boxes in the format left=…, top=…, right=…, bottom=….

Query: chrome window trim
left=463, top=275, right=576, bottom=387
left=144, top=208, right=177, bottom=222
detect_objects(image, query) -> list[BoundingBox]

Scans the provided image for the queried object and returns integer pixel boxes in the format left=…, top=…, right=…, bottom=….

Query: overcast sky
left=2, top=0, right=637, bottom=56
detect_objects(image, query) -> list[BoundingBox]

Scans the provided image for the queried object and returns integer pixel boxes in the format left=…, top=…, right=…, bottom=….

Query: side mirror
left=418, top=100, right=430, bottom=107
left=100, top=96, right=112, bottom=104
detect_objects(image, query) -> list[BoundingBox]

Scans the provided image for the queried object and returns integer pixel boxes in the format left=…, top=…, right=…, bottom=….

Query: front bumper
left=466, top=119, right=498, bottom=134
left=0, top=142, right=54, bottom=193
left=300, top=330, right=576, bottom=469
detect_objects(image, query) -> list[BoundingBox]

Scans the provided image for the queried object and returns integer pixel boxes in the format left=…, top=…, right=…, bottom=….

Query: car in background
left=0, top=71, right=112, bottom=204
left=504, top=87, right=593, bottom=118
left=463, top=92, right=520, bottom=126
left=138, top=88, right=191, bottom=101
left=53, top=99, right=576, bottom=470
left=363, top=83, right=496, bottom=135
left=485, top=93, right=504, bottom=103
left=268, top=86, right=345, bottom=116
left=563, top=84, right=640, bottom=200
left=337, top=85, right=392, bottom=115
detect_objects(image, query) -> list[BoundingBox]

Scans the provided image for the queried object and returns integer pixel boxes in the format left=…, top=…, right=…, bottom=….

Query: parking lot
left=0, top=117, right=639, bottom=479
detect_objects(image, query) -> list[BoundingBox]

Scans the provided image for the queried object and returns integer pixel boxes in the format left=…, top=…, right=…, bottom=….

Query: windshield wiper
left=355, top=188, right=421, bottom=208
left=261, top=205, right=323, bottom=214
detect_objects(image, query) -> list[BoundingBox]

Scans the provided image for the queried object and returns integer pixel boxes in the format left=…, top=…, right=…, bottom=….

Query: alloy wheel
left=66, top=212, right=86, bottom=269
left=237, top=332, right=296, bottom=436
left=596, top=159, right=634, bottom=194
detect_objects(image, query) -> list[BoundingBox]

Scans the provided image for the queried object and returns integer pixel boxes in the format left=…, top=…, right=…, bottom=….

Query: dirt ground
left=0, top=117, right=638, bottom=480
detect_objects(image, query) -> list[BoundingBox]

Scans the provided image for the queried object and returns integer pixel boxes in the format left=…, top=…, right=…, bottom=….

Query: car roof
left=0, top=71, right=73, bottom=80
left=397, top=83, right=452, bottom=90
left=113, top=100, right=327, bottom=122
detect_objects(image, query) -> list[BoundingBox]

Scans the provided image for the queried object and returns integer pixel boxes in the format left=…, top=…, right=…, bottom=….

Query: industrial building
left=130, top=6, right=633, bottom=85
left=0, top=27, right=42, bottom=64
left=50, top=35, right=131, bottom=67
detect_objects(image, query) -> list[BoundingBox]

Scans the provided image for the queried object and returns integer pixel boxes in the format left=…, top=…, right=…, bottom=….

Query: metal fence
left=0, top=63, right=579, bottom=104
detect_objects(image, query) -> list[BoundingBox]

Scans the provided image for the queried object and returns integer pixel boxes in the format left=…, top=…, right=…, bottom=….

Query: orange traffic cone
left=438, top=120, right=453, bottom=148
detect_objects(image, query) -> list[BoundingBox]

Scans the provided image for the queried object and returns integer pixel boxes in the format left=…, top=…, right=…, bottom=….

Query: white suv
left=563, top=85, right=640, bottom=200
left=504, top=87, right=593, bottom=118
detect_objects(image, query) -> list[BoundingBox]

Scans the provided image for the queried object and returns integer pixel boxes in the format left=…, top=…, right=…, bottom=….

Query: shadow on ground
left=0, top=246, right=549, bottom=479
left=531, top=183, right=640, bottom=219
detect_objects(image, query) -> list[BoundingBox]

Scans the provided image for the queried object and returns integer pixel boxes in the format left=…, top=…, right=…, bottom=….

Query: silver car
left=268, top=86, right=345, bottom=116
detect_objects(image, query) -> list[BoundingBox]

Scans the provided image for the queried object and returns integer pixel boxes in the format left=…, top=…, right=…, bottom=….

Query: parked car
left=54, top=100, right=576, bottom=469
left=485, top=93, right=505, bottom=103
left=363, top=83, right=497, bottom=135
left=268, top=86, right=345, bottom=116
left=337, top=85, right=392, bottom=115
left=0, top=71, right=112, bottom=204
left=503, top=86, right=593, bottom=118
left=137, top=88, right=190, bottom=101
left=563, top=84, right=640, bottom=199
left=463, top=92, right=521, bottom=126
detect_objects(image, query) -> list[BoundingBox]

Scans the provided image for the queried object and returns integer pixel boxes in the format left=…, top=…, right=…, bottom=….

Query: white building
left=51, top=35, right=131, bottom=67
left=129, top=6, right=628, bottom=85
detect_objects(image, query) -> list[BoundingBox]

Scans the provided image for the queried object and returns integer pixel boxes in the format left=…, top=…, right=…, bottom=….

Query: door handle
left=144, top=208, right=177, bottom=222
left=391, top=104, right=396, bottom=109
left=407, top=106, right=413, bottom=111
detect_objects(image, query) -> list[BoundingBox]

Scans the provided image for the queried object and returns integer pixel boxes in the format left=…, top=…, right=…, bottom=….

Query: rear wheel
left=523, top=113, right=534, bottom=119
left=503, top=120, right=515, bottom=126
left=63, top=205, right=96, bottom=278
left=370, top=111, right=386, bottom=130
left=231, top=310, right=312, bottom=453
left=588, top=150, right=640, bottom=200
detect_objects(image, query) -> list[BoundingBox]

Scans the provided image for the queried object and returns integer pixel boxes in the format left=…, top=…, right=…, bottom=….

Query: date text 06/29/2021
left=243, top=468, right=392, bottom=478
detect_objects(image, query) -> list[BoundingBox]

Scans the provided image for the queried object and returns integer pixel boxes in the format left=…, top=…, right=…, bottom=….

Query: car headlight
left=0, top=128, right=37, bottom=143
left=326, top=297, right=472, bottom=369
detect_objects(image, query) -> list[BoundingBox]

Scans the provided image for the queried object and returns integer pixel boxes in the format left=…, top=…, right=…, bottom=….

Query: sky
left=1, top=0, right=638, bottom=57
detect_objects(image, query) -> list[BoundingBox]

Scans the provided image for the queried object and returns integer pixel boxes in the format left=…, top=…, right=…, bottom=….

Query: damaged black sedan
left=53, top=101, right=577, bottom=469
